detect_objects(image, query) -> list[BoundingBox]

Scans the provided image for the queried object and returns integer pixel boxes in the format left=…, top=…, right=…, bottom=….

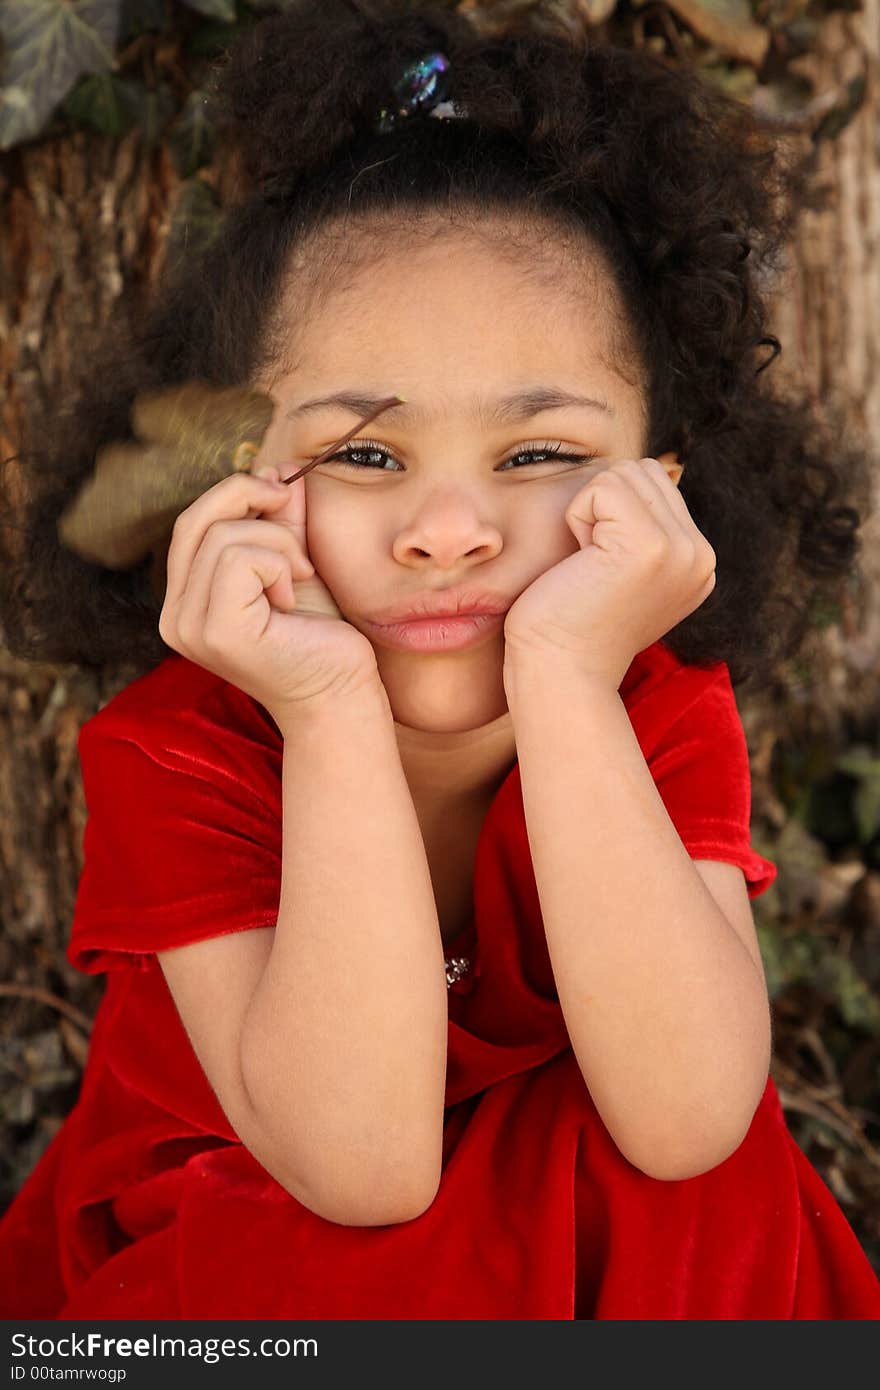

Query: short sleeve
left=68, top=693, right=283, bottom=975
left=642, top=661, right=777, bottom=900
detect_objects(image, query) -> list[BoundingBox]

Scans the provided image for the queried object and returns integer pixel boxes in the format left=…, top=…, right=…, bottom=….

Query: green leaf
left=61, top=70, right=139, bottom=137
left=165, top=176, right=224, bottom=270
left=118, top=0, right=165, bottom=42
left=699, top=63, right=758, bottom=101
left=810, top=594, right=842, bottom=629
left=0, top=0, right=122, bottom=151
left=756, top=922, right=815, bottom=998
left=123, top=77, right=177, bottom=148
left=815, top=954, right=880, bottom=1034
left=834, top=746, right=880, bottom=843
left=184, top=4, right=262, bottom=58
left=835, top=746, right=880, bottom=779
left=168, top=88, right=216, bottom=178
left=181, top=0, right=238, bottom=20
left=853, top=778, right=880, bottom=845
left=804, top=773, right=859, bottom=848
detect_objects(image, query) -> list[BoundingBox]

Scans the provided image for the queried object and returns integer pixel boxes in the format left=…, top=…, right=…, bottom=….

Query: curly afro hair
left=1, top=0, right=874, bottom=691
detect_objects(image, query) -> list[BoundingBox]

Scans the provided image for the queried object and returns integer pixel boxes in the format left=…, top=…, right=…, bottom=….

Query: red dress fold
left=1, top=640, right=878, bottom=1319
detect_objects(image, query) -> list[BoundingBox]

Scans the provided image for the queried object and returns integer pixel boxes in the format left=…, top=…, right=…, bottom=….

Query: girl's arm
left=160, top=676, right=448, bottom=1226
left=503, top=650, right=772, bottom=1183
left=241, top=677, right=448, bottom=1221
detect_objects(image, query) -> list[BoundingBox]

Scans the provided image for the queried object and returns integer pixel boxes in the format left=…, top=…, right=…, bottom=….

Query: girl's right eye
left=325, top=440, right=401, bottom=472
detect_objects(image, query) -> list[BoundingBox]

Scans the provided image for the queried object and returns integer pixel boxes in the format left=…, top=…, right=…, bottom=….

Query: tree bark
left=738, top=0, right=880, bottom=829
left=764, top=0, right=879, bottom=706
left=0, top=130, right=179, bottom=1198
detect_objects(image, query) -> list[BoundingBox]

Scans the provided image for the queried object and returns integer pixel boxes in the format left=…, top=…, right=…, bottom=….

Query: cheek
left=306, top=500, right=371, bottom=583
left=513, top=487, right=581, bottom=567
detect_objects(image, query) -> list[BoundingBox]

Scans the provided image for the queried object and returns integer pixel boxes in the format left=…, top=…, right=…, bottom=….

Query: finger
left=249, top=454, right=311, bottom=559
left=262, top=469, right=309, bottom=557
left=177, top=519, right=315, bottom=643
left=564, top=463, right=655, bottom=551
left=611, top=459, right=689, bottom=543
left=636, top=459, right=717, bottom=573
left=202, top=544, right=298, bottom=649
left=638, top=456, right=704, bottom=536
left=163, top=473, right=294, bottom=614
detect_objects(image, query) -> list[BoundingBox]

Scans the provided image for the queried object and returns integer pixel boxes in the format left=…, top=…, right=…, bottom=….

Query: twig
left=773, top=1056, right=880, bottom=1171
left=0, top=983, right=93, bottom=1033
left=275, top=396, right=405, bottom=484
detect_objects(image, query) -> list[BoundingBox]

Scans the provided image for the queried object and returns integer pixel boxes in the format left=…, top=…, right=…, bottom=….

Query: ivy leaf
left=183, top=2, right=262, bottom=59
left=134, top=79, right=176, bottom=147
left=0, top=0, right=122, bottom=151
left=699, top=63, right=758, bottom=100
left=756, top=923, right=815, bottom=999
left=180, top=0, right=238, bottom=20
left=165, top=176, right=224, bottom=267
left=815, top=954, right=880, bottom=1034
left=853, top=778, right=880, bottom=846
left=118, top=0, right=165, bottom=43
left=61, top=70, right=140, bottom=137
left=168, top=88, right=216, bottom=178
left=835, top=746, right=880, bottom=844
left=757, top=922, right=880, bottom=1034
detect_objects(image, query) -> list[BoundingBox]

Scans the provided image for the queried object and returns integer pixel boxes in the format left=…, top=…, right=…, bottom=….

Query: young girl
left=1, top=0, right=878, bottom=1320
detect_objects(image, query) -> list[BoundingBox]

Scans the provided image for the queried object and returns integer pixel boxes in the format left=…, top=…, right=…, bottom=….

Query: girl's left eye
left=320, top=439, right=599, bottom=472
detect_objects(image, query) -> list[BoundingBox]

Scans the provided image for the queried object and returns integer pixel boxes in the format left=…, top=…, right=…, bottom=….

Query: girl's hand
left=503, top=456, right=717, bottom=688
left=158, top=466, right=381, bottom=723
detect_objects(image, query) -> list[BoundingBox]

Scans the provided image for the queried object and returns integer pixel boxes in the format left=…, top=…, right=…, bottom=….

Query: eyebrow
left=284, top=386, right=615, bottom=425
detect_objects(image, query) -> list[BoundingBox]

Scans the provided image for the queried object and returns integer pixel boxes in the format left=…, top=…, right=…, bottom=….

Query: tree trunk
left=0, top=129, right=179, bottom=1195
left=739, top=0, right=880, bottom=823
left=766, top=0, right=879, bottom=701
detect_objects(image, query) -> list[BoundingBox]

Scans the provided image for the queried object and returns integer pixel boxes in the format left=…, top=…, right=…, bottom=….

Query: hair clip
left=374, top=51, right=468, bottom=134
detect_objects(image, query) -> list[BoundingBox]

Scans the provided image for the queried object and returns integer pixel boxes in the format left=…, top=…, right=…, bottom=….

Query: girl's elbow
left=327, top=1171, right=441, bottom=1226
left=634, top=1140, right=742, bottom=1183
left=289, top=1158, right=442, bottom=1227
left=623, top=1086, right=769, bottom=1182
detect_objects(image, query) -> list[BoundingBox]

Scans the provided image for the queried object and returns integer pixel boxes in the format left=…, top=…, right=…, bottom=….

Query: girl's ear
left=657, top=450, right=684, bottom=487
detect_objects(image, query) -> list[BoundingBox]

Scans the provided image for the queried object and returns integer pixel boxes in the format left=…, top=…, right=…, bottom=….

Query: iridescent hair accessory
left=374, top=51, right=469, bottom=134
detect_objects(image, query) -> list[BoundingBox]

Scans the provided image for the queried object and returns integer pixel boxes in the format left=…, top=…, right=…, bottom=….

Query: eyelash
left=321, top=439, right=599, bottom=472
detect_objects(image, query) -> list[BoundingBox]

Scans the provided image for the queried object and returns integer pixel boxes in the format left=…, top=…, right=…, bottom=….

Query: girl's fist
left=158, top=467, right=380, bottom=724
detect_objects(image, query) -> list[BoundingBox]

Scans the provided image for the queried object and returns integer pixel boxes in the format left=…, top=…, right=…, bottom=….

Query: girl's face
left=257, top=221, right=649, bottom=732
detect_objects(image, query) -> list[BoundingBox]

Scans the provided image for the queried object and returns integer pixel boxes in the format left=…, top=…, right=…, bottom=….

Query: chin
left=381, top=654, right=509, bottom=733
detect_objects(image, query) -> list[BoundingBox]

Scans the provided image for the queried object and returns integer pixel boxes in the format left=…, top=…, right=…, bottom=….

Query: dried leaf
left=57, top=380, right=275, bottom=569
left=664, top=0, right=770, bottom=66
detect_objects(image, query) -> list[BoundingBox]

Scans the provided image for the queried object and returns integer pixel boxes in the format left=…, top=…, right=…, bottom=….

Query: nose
left=391, top=490, right=503, bottom=569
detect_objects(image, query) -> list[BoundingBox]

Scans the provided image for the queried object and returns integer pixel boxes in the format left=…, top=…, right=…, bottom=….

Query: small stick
left=275, top=395, right=406, bottom=485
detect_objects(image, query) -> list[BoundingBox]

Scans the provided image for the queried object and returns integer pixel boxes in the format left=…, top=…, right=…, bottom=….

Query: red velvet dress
left=1, top=640, right=878, bottom=1320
